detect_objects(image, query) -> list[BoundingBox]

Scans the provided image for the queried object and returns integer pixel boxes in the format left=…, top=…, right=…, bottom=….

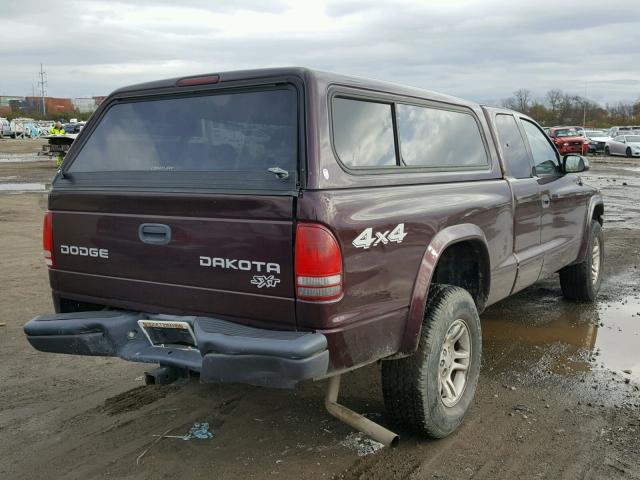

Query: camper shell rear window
left=60, top=85, right=300, bottom=192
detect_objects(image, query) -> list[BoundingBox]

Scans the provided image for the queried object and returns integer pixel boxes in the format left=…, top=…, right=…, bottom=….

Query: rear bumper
left=24, top=311, right=329, bottom=389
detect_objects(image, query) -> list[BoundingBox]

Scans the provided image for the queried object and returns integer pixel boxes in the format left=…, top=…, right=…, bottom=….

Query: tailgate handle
left=138, top=223, right=172, bottom=245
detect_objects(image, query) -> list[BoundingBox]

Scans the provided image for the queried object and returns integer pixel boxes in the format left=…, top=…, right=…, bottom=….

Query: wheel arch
left=572, top=194, right=604, bottom=266
left=398, top=224, right=491, bottom=355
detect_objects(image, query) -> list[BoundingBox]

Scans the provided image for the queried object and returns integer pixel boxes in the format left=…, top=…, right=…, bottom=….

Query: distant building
left=0, top=95, right=105, bottom=116
left=0, top=96, right=25, bottom=115
left=42, top=97, right=75, bottom=114
left=72, top=97, right=98, bottom=113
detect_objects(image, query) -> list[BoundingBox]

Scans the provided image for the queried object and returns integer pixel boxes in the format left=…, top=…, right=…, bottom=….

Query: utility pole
left=582, top=81, right=588, bottom=127
left=37, top=63, right=47, bottom=116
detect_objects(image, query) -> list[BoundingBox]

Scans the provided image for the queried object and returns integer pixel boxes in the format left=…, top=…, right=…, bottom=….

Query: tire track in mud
left=100, top=385, right=181, bottom=416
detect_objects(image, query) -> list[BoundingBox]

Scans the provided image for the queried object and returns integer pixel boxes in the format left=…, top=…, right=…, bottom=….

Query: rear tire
left=381, top=284, right=481, bottom=438
left=559, top=220, right=604, bottom=302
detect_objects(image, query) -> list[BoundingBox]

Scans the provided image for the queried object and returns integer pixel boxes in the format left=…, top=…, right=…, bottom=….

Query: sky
left=1, top=0, right=639, bottom=106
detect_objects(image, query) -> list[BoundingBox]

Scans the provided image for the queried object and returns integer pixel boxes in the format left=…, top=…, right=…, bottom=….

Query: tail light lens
left=43, top=211, right=54, bottom=267
left=295, top=223, right=343, bottom=301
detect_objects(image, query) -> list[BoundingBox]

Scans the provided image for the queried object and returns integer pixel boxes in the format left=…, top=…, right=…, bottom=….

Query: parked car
left=548, top=126, right=589, bottom=155
left=10, top=118, right=36, bottom=138
left=605, top=134, right=640, bottom=157
left=0, top=117, right=11, bottom=138
left=584, top=129, right=612, bottom=154
left=62, top=123, right=83, bottom=134
left=24, top=68, right=604, bottom=444
left=608, top=126, right=640, bottom=138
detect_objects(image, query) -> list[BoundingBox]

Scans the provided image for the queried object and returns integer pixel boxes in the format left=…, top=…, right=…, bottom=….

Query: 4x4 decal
left=352, top=223, right=407, bottom=249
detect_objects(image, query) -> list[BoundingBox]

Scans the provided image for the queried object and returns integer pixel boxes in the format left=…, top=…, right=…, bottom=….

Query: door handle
left=138, top=223, right=172, bottom=245
left=541, top=194, right=551, bottom=208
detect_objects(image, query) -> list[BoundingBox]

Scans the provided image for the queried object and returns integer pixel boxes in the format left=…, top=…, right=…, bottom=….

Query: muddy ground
left=0, top=137, right=48, bottom=157
left=0, top=155, right=639, bottom=479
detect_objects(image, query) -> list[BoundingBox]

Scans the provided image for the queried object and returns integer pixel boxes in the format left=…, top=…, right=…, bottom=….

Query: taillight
left=43, top=211, right=54, bottom=267
left=295, top=223, right=343, bottom=301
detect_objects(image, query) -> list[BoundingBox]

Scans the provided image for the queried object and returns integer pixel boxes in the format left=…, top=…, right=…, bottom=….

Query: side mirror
left=563, top=154, right=589, bottom=173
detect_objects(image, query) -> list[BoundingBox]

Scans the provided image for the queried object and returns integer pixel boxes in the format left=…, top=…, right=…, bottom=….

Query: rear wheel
left=559, top=220, right=604, bottom=302
left=381, top=284, right=481, bottom=438
left=626, top=147, right=632, bottom=158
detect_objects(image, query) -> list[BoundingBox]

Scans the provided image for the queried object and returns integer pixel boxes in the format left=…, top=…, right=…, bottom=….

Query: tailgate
left=50, top=192, right=296, bottom=328
left=48, top=83, right=302, bottom=329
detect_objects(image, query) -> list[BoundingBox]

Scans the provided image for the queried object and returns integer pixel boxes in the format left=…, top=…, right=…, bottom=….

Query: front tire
left=559, top=220, right=604, bottom=302
left=381, top=284, right=481, bottom=438
left=605, top=146, right=610, bottom=156
left=626, top=147, right=632, bottom=158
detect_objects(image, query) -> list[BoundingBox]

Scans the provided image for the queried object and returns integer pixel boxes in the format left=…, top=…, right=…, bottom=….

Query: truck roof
left=110, top=66, right=477, bottom=109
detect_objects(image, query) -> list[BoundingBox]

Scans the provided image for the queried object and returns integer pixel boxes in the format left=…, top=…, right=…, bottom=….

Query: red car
left=548, top=126, right=589, bottom=155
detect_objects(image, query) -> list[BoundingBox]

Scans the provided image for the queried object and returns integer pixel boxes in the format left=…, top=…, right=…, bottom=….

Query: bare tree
left=502, top=88, right=638, bottom=127
left=546, top=89, right=564, bottom=112
left=501, top=89, right=533, bottom=114
left=513, top=89, right=533, bottom=113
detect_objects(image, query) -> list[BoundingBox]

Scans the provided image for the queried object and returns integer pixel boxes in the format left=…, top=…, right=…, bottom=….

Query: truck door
left=492, top=112, right=543, bottom=293
left=519, top=119, right=590, bottom=277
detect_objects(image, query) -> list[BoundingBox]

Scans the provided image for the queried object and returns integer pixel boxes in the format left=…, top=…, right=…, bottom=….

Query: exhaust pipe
left=325, top=375, right=399, bottom=447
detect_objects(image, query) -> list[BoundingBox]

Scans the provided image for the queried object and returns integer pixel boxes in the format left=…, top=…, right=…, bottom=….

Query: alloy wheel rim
left=591, top=237, right=601, bottom=285
left=439, top=319, right=471, bottom=407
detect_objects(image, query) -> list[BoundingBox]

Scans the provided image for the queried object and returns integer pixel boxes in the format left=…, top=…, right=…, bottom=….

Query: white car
left=605, top=135, right=640, bottom=157
left=584, top=129, right=612, bottom=154
left=0, top=117, right=12, bottom=138
left=608, top=126, right=640, bottom=138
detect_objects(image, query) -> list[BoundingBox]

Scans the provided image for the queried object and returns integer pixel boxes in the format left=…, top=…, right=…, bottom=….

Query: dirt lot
left=0, top=137, right=48, bottom=157
left=0, top=156, right=639, bottom=479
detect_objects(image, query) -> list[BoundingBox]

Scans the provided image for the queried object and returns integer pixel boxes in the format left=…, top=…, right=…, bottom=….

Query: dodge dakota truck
left=24, top=68, right=604, bottom=445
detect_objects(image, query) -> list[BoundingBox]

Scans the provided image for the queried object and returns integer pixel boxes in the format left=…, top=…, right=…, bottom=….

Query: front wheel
left=381, top=284, right=481, bottom=438
left=604, top=146, right=610, bottom=156
left=626, top=147, right=632, bottom=158
left=559, top=220, right=604, bottom=302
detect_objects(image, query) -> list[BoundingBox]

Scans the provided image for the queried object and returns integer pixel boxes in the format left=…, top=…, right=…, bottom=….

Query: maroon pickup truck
left=24, top=68, right=604, bottom=445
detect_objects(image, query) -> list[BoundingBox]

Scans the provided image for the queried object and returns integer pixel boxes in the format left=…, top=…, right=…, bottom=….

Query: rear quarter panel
left=297, top=181, right=513, bottom=370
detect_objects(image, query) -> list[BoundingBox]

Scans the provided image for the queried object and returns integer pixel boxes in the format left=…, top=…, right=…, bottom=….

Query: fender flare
left=398, top=223, right=490, bottom=355
left=572, top=194, right=604, bottom=265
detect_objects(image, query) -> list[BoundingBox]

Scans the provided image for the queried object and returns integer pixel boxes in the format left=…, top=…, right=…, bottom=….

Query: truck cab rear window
left=67, top=88, right=297, bottom=186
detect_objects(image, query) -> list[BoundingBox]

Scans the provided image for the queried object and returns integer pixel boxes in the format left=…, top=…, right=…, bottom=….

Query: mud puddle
left=0, top=153, right=42, bottom=163
left=0, top=182, right=48, bottom=193
left=482, top=298, right=640, bottom=382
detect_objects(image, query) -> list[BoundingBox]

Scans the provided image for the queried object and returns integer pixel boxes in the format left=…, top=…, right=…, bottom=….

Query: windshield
left=625, top=136, right=640, bottom=142
left=67, top=87, right=298, bottom=188
left=554, top=128, right=582, bottom=137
